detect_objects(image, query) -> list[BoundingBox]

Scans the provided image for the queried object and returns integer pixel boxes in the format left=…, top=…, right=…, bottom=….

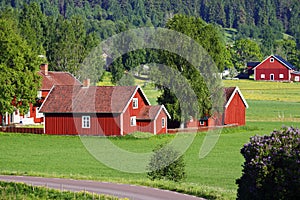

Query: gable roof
left=40, top=85, right=150, bottom=113
left=137, top=105, right=171, bottom=120
left=247, top=62, right=260, bottom=68
left=224, top=87, right=248, bottom=108
left=38, top=71, right=81, bottom=90
left=252, top=55, right=296, bottom=71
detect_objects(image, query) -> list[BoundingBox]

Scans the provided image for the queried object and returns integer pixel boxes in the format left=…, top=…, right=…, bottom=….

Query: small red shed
left=253, top=55, right=296, bottom=81
left=40, top=84, right=170, bottom=136
left=186, top=86, right=248, bottom=128
left=223, top=87, right=248, bottom=126
left=291, top=71, right=300, bottom=82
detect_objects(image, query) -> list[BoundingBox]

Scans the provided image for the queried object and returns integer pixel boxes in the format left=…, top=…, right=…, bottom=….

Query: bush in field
left=147, top=145, right=186, bottom=182
left=236, top=126, right=300, bottom=200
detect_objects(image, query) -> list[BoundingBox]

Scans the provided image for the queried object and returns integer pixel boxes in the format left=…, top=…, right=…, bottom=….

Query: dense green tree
left=147, top=144, right=186, bottom=182
left=0, top=18, right=41, bottom=123
left=232, top=38, right=263, bottom=70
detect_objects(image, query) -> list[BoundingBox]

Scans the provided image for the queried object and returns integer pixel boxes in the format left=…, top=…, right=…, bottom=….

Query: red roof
left=40, top=85, right=145, bottom=113
left=137, top=105, right=162, bottom=120
left=38, top=71, right=81, bottom=91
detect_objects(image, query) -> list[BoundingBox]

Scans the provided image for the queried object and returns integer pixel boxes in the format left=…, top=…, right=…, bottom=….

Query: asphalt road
left=0, top=175, right=205, bottom=200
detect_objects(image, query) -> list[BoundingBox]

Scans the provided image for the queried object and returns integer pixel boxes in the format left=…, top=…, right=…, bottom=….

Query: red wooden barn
left=186, top=86, right=248, bottom=128
left=40, top=82, right=170, bottom=135
left=253, top=55, right=298, bottom=81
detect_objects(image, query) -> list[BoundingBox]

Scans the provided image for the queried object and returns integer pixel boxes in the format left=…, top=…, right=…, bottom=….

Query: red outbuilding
left=40, top=82, right=170, bottom=135
left=253, top=55, right=297, bottom=81
left=186, top=86, right=248, bottom=128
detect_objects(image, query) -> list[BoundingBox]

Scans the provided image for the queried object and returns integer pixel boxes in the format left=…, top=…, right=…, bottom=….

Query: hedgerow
left=236, top=126, right=300, bottom=200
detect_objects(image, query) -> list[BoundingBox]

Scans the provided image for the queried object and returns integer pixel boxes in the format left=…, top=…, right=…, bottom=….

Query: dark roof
left=224, top=87, right=236, bottom=102
left=137, top=105, right=162, bottom=120
left=291, top=71, right=300, bottom=75
left=38, top=71, right=81, bottom=90
left=40, top=85, right=142, bottom=113
left=247, top=62, right=260, bottom=68
left=273, top=55, right=297, bottom=70
left=224, top=87, right=248, bottom=108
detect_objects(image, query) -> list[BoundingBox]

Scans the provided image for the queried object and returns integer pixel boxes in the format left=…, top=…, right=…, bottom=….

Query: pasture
left=0, top=79, right=299, bottom=199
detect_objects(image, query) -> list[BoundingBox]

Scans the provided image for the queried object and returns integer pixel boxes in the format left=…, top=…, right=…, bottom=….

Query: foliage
left=147, top=144, right=186, bottom=182
left=0, top=181, right=123, bottom=200
left=0, top=17, right=41, bottom=117
left=231, top=38, right=263, bottom=70
left=236, top=126, right=300, bottom=200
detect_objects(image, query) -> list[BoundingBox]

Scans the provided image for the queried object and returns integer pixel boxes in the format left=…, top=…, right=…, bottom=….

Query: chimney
left=83, top=79, right=90, bottom=87
left=40, top=64, right=48, bottom=76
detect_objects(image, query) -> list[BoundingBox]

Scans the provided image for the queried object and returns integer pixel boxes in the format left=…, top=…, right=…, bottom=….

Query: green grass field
left=1, top=79, right=299, bottom=199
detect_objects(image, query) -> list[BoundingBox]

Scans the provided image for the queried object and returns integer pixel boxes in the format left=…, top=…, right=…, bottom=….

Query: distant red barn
left=253, top=55, right=297, bottom=81
left=186, top=86, right=248, bottom=128
left=40, top=83, right=170, bottom=135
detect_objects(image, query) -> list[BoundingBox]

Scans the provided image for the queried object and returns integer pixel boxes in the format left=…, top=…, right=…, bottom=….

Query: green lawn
left=223, top=79, right=300, bottom=102
left=1, top=79, right=299, bottom=199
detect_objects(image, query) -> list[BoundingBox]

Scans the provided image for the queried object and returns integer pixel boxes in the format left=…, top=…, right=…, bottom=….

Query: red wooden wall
left=291, top=74, right=300, bottom=82
left=122, top=89, right=149, bottom=135
left=155, top=110, right=168, bottom=134
left=255, top=57, right=290, bottom=81
left=224, top=93, right=246, bottom=126
left=45, top=113, right=121, bottom=135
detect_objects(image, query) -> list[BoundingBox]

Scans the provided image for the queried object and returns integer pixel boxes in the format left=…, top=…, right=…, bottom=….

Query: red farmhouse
left=252, top=55, right=298, bottom=81
left=186, top=86, right=248, bottom=128
left=28, top=64, right=81, bottom=124
left=0, top=64, right=80, bottom=125
left=40, top=82, right=170, bottom=135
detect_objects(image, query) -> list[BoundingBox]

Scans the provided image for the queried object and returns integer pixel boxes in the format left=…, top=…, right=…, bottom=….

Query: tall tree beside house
left=159, top=15, right=225, bottom=123
left=231, top=38, right=263, bottom=70
left=0, top=18, right=41, bottom=124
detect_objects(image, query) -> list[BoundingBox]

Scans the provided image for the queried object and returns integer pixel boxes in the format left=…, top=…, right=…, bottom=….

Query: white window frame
left=270, top=58, right=274, bottom=63
left=261, top=74, right=265, bottom=79
left=295, top=76, right=300, bottom=82
left=279, top=74, right=284, bottom=79
left=36, top=107, right=44, bottom=118
left=82, top=116, right=90, bottom=128
left=200, top=120, right=205, bottom=126
left=162, top=118, right=166, bottom=128
left=130, top=116, right=136, bottom=126
left=132, top=98, right=138, bottom=109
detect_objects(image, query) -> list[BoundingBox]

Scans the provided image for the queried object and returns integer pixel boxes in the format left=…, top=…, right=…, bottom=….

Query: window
left=132, top=98, right=138, bottom=109
left=36, top=107, right=44, bottom=118
left=270, top=58, right=274, bottom=63
left=130, top=116, right=136, bottom=126
left=295, top=76, right=300, bottom=82
left=162, top=118, right=166, bottom=128
left=261, top=74, right=265, bottom=79
left=200, top=120, right=205, bottom=126
left=82, top=116, right=90, bottom=128
left=279, top=74, right=284, bottom=79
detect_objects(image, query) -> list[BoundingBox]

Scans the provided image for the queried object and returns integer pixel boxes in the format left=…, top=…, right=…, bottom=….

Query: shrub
left=147, top=144, right=186, bottom=182
left=236, top=126, right=300, bottom=200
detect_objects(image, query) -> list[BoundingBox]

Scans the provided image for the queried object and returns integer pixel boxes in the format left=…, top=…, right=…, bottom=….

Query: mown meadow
left=0, top=79, right=299, bottom=199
